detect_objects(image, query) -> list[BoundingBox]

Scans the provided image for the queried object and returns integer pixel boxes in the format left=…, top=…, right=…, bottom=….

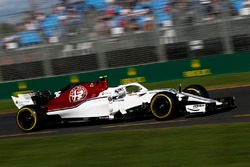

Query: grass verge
left=1, top=122, right=250, bottom=167
left=144, top=71, right=250, bottom=89
left=0, top=99, right=17, bottom=113
left=1, top=72, right=250, bottom=113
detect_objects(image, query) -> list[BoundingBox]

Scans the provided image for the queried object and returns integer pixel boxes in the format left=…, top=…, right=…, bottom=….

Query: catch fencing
left=1, top=15, right=250, bottom=82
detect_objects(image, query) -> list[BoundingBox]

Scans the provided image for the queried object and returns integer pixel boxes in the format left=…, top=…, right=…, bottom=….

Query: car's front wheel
left=16, top=106, right=46, bottom=132
left=183, top=84, right=209, bottom=98
left=150, top=92, right=178, bottom=120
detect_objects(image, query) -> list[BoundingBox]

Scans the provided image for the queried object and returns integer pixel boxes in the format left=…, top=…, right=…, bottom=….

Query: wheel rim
left=186, top=88, right=200, bottom=96
left=151, top=94, right=172, bottom=119
left=17, top=108, right=37, bottom=131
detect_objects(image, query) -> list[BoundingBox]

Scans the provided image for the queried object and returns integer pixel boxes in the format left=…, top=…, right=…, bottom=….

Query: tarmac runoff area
left=0, top=86, right=249, bottom=139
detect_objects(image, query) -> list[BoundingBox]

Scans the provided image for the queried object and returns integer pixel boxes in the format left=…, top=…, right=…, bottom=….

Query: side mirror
left=179, top=84, right=182, bottom=93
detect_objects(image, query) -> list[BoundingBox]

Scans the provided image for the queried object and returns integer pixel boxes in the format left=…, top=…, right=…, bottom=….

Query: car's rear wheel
left=16, top=106, right=46, bottom=132
left=150, top=92, right=178, bottom=120
left=183, top=84, right=209, bottom=98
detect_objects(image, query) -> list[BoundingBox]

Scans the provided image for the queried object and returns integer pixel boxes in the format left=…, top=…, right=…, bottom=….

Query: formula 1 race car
left=12, top=76, right=236, bottom=132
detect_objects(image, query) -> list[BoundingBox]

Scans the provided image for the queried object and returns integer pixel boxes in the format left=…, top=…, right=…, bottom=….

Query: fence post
left=95, top=37, right=107, bottom=69
left=154, top=25, right=167, bottom=62
left=42, top=46, right=53, bottom=76
left=220, top=1, right=234, bottom=54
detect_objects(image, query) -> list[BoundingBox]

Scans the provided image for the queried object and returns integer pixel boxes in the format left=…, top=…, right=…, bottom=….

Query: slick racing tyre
left=183, top=84, right=209, bottom=98
left=150, top=92, right=178, bottom=120
left=16, top=106, right=47, bottom=132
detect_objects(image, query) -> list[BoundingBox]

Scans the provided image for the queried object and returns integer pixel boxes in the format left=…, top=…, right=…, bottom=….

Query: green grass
left=0, top=99, right=16, bottom=113
left=144, top=71, right=250, bottom=89
left=1, top=72, right=250, bottom=113
left=1, top=122, right=250, bottom=167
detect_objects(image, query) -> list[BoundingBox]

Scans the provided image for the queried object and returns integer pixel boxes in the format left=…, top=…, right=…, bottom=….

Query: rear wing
left=11, top=93, right=35, bottom=109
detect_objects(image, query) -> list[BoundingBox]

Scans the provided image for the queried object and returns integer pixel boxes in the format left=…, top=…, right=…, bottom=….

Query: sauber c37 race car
left=11, top=76, right=236, bottom=132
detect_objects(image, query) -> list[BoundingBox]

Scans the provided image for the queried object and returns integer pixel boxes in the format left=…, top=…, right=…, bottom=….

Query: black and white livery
left=102, top=83, right=236, bottom=120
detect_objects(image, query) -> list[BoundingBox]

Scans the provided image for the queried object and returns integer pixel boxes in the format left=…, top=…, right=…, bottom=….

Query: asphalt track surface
left=0, top=86, right=249, bottom=139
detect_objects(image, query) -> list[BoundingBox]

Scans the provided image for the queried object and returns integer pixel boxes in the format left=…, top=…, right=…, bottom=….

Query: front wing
left=185, top=96, right=236, bottom=114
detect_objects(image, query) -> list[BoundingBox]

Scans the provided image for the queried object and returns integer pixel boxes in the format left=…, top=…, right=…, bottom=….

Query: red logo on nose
left=69, top=86, right=88, bottom=103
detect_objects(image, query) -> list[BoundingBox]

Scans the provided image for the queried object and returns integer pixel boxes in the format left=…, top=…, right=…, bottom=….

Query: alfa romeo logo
left=69, top=85, right=88, bottom=103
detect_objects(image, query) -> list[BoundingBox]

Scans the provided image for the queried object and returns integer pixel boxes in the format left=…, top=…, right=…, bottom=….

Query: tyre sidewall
left=183, top=84, right=209, bottom=98
left=150, top=92, right=178, bottom=120
left=16, top=106, right=46, bottom=132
